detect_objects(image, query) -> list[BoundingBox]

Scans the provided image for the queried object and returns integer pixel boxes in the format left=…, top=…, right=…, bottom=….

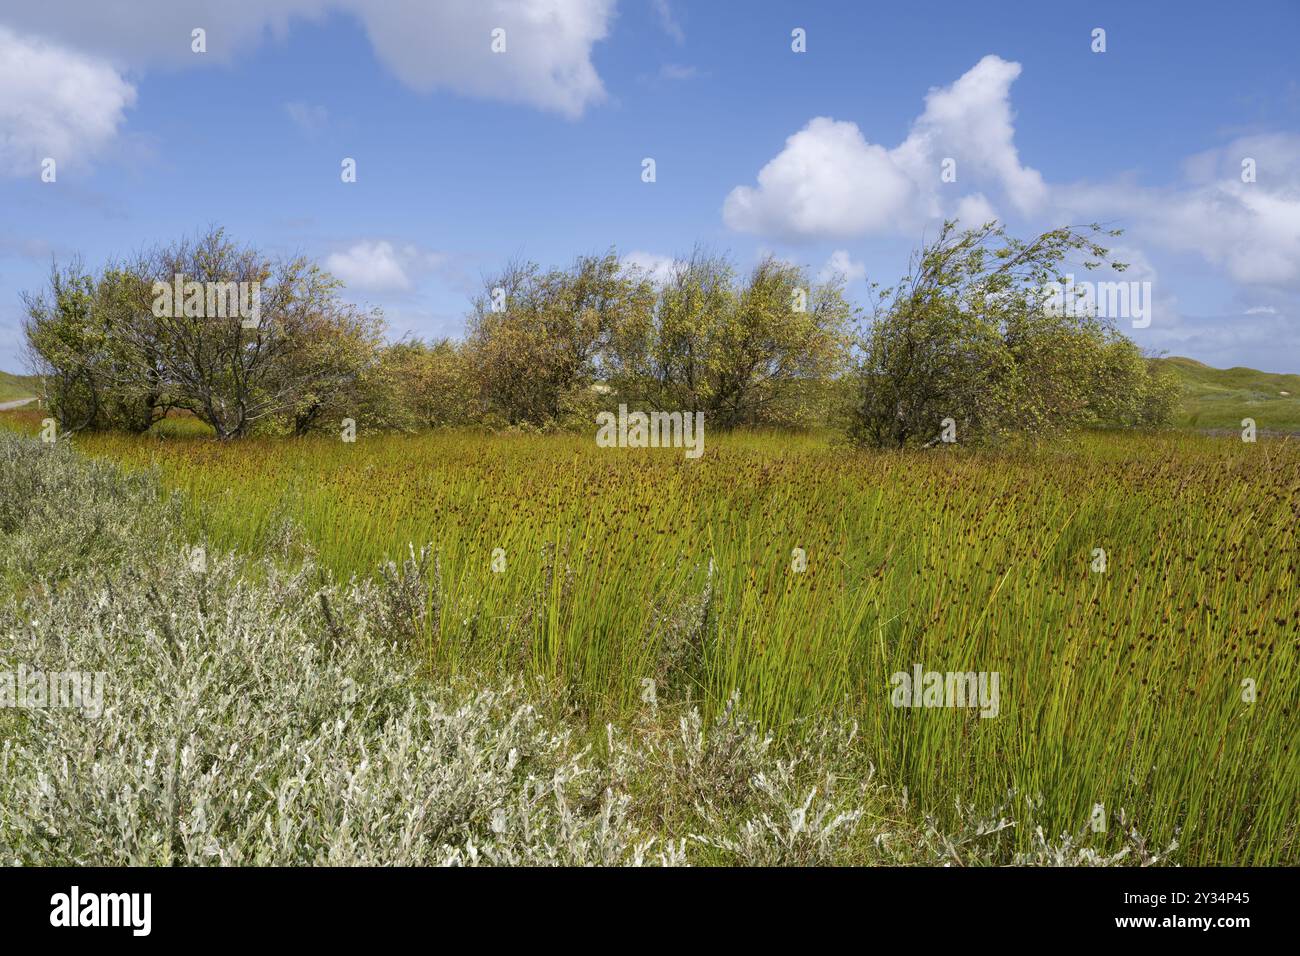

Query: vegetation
left=21, top=233, right=383, bottom=438
left=21, top=222, right=1174, bottom=443
left=0, top=422, right=1278, bottom=865
left=4, top=221, right=1292, bottom=868
left=849, top=222, right=1177, bottom=448
left=2, top=430, right=1192, bottom=866
left=1155, top=356, right=1300, bottom=433
left=0, top=372, right=38, bottom=404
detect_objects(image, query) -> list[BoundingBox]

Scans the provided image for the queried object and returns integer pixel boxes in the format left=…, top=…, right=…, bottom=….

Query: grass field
left=1156, top=356, right=1300, bottom=432
left=0, top=371, right=38, bottom=404
left=10, top=422, right=1280, bottom=866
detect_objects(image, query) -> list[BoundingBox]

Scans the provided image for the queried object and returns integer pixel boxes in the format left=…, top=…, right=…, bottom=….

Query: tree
left=279, top=297, right=386, bottom=437
left=611, top=250, right=855, bottom=428
left=21, top=260, right=172, bottom=434
left=466, top=252, right=654, bottom=427
left=24, top=228, right=389, bottom=440
left=377, top=338, right=479, bottom=431
left=123, top=229, right=382, bottom=439
left=22, top=261, right=105, bottom=434
left=847, top=220, right=1172, bottom=448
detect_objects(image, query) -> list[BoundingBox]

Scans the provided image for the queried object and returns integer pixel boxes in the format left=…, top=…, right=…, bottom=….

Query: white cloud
left=723, top=117, right=917, bottom=240
left=724, top=55, right=1044, bottom=241
left=354, top=0, right=613, bottom=118
left=325, top=240, right=447, bottom=292
left=1135, top=306, right=1297, bottom=372
left=622, top=250, right=678, bottom=284
left=725, top=55, right=1300, bottom=305
left=900, top=55, right=1046, bottom=216
left=1052, top=134, right=1300, bottom=289
left=0, top=26, right=136, bottom=177
left=3, top=0, right=614, bottom=119
left=819, top=250, right=865, bottom=284
left=953, top=193, right=998, bottom=228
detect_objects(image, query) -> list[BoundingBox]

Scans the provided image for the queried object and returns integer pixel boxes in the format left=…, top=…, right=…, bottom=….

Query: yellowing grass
left=76, top=426, right=1299, bottom=864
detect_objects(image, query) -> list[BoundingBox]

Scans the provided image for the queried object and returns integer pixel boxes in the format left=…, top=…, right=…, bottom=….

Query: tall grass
left=67, top=425, right=1300, bottom=864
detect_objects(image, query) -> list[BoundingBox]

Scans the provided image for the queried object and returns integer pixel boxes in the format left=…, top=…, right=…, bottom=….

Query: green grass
left=1156, top=356, right=1300, bottom=432
left=0, top=371, right=39, bottom=404
left=53, top=425, right=1299, bottom=866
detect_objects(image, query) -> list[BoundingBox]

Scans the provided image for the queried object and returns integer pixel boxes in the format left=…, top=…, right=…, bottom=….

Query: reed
left=72, top=426, right=1299, bottom=864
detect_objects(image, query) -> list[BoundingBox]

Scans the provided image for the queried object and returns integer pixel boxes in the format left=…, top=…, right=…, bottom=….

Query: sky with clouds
left=0, top=0, right=1297, bottom=372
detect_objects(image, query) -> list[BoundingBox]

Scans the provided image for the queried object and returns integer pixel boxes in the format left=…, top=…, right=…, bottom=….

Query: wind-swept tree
left=848, top=220, right=1173, bottom=448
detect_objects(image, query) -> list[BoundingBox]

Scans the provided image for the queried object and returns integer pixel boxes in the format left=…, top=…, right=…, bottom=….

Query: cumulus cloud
left=900, top=55, right=1047, bottom=216
left=2, top=0, right=614, bottom=119
left=354, top=0, right=613, bottom=118
left=0, top=26, right=136, bottom=177
left=324, top=240, right=448, bottom=292
left=819, top=250, right=866, bottom=284
left=725, top=55, right=1300, bottom=300
left=724, top=55, right=1042, bottom=241
left=953, top=193, right=998, bottom=228
left=723, top=117, right=918, bottom=240
left=1052, top=134, right=1300, bottom=289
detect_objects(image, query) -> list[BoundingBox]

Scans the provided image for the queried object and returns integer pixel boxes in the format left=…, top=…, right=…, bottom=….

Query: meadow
left=0, top=372, right=39, bottom=404
left=22, top=419, right=1290, bottom=866
left=1153, top=356, right=1300, bottom=432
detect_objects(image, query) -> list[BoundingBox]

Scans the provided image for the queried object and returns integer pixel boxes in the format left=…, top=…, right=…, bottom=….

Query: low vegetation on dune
left=5, top=426, right=1283, bottom=866
left=0, top=372, right=38, bottom=404
left=1, top=431, right=1194, bottom=866
left=1154, top=356, right=1300, bottom=433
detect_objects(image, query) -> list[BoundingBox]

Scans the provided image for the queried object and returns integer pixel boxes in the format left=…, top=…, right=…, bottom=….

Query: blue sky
left=1, top=0, right=1297, bottom=372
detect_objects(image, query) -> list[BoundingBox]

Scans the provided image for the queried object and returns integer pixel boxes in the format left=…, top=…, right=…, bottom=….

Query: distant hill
left=0, top=371, right=40, bottom=404
left=1153, top=356, right=1300, bottom=432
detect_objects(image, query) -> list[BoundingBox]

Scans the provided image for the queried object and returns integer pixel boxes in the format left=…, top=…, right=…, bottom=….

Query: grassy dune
left=0, top=371, right=39, bottom=404
left=1157, top=356, right=1300, bottom=432
left=49, top=425, right=1297, bottom=865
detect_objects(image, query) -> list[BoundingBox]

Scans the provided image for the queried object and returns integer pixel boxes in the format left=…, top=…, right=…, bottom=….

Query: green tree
left=466, top=252, right=654, bottom=427
left=848, top=220, right=1168, bottom=448
left=612, top=250, right=855, bottom=428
